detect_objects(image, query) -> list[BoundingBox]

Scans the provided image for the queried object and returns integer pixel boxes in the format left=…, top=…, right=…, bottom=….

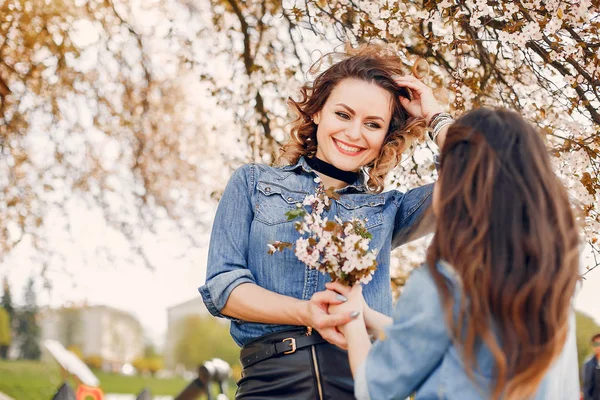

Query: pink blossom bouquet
left=268, top=178, right=377, bottom=286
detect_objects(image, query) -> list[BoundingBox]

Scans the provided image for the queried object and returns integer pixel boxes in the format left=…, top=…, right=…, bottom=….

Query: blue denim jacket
left=355, top=261, right=580, bottom=400
left=199, top=156, right=433, bottom=346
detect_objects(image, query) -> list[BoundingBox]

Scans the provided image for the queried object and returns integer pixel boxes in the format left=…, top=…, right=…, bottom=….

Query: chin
left=331, top=158, right=361, bottom=172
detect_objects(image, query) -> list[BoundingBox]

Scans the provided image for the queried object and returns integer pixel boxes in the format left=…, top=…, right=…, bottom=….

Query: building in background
left=164, top=297, right=208, bottom=369
left=39, top=304, right=144, bottom=370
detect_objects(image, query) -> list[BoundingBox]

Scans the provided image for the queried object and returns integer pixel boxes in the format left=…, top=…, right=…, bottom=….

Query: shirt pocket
left=255, top=181, right=308, bottom=225
left=335, top=194, right=384, bottom=229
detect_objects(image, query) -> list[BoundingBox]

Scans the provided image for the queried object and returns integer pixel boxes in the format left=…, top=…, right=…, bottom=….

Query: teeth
left=335, top=139, right=361, bottom=153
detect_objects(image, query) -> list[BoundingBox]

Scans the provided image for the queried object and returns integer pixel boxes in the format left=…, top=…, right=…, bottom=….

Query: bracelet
left=428, top=112, right=453, bottom=129
left=431, top=118, right=453, bottom=144
left=427, top=112, right=445, bottom=127
left=427, top=112, right=454, bottom=144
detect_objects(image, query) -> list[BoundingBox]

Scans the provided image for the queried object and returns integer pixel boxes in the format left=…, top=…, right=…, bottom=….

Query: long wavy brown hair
left=278, top=44, right=427, bottom=192
left=426, top=108, right=580, bottom=399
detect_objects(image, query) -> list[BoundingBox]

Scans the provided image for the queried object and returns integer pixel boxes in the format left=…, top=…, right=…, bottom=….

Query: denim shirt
left=355, top=261, right=580, bottom=400
left=199, top=156, right=433, bottom=346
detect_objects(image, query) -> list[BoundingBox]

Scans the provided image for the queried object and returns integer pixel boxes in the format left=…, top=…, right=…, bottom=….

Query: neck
left=596, top=354, right=600, bottom=361
left=314, top=171, right=347, bottom=190
left=305, top=156, right=360, bottom=187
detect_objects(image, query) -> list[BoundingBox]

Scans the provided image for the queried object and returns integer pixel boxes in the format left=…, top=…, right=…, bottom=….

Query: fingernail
left=350, top=311, right=361, bottom=319
left=336, top=294, right=348, bottom=302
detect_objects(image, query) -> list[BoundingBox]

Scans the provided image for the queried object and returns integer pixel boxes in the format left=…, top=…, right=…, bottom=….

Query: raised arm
left=394, top=74, right=450, bottom=149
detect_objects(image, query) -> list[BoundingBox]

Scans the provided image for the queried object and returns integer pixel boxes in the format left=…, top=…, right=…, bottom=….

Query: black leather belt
left=240, top=330, right=326, bottom=369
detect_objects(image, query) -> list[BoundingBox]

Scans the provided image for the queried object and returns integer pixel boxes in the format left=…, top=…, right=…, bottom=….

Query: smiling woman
left=313, top=79, right=392, bottom=173
left=199, top=43, right=453, bottom=400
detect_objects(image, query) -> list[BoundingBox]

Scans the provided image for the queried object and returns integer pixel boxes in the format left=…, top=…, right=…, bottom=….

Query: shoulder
left=389, top=262, right=455, bottom=339
left=398, top=261, right=462, bottom=317
left=229, top=162, right=282, bottom=184
left=407, top=260, right=461, bottom=293
left=247, top=162, right=304, bottom=180
left=389, top=183, right=434, bottom=207
left=229, top=162, right=312, bottom=194
left=227, top=163, right=255, bottom=186
left=399, top=263, right=446, bottom=311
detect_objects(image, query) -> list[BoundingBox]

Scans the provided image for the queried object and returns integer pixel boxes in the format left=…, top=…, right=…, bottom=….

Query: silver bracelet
left=431, top=118, right=453, bottom=144
left=428, top=112, right=454, bottom=145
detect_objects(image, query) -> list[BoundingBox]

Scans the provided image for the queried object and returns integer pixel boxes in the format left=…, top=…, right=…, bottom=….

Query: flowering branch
left=268, top=179, right=378, bottom=286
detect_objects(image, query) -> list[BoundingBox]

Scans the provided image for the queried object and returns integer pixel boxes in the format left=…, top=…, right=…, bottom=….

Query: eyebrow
left=335, top=103, right=386, bottom=122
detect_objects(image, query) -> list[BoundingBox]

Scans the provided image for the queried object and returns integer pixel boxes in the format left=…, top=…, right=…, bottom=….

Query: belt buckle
left=282, top=337, right=297, bottom=354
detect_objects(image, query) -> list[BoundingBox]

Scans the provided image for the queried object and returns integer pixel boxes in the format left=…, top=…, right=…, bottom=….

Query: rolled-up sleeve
left=357, top=266, right=451, bottom=400
left=392, top=183, right=434, bottom=248
left=199, top=165, right=257, bottom=321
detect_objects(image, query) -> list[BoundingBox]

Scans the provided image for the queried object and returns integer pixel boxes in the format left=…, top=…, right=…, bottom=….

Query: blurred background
left=1, top=0, right=599, bottom=398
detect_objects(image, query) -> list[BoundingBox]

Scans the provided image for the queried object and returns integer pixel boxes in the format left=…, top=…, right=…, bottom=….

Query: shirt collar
left=280, top=156, right=368, bottom=192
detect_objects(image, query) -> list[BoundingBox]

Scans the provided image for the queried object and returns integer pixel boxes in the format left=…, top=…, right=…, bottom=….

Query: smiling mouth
left=333, top=138, right=365, bottom=155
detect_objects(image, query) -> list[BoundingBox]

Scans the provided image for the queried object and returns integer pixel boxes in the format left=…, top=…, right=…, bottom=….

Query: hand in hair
left=393, top=75, right=443, bottom=124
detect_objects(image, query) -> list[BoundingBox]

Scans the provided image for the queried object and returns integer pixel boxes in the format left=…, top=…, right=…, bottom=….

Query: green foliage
left=285, top=208, right=306, bottom=221
left=1, top=278, right=14, bottom=320
left=84, top=354, right=103, bottom=370
left=144, top=343, right=159, bottom=358
left=132, top=356, right=163, bottom=376
left=146, top=358, right=163, bottom=375
left=174, top=315, right=239, bottom=369
left=15, top=278, right=41, bottom=360
left=0, top=278, right=13, bottom=359
left=576, top=311, right=600, bottom=368
left=0, top=307, right=11, bottom=346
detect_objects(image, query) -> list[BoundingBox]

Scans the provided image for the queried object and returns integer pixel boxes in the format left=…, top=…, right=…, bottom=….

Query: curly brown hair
left=278, top=44, right=427, bottom=193
left=427, top=108, right=580, bottom=399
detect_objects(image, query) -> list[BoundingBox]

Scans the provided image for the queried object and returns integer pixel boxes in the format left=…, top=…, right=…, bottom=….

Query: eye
left=366, top=122, right=382, bottom=129
left=335, top=111, right=350, bottom=120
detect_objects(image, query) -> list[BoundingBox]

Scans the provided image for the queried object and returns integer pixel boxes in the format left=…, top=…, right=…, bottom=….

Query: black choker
left=305, top=157, right=360, bottom=185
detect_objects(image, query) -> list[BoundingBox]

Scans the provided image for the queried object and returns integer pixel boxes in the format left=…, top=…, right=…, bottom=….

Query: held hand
left=326, top=281, right=369, bottom=319
left=326, top=283, right=366, bottom=335
left=393, top=75, right=443, bottom=123
left=303, top=289, right=356, bottom=349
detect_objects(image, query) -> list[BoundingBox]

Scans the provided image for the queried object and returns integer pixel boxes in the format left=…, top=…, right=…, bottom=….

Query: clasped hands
left=303, top=281, right=368, bottom=349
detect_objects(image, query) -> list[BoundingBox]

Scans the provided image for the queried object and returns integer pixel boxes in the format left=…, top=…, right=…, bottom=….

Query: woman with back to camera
left=328, top=108, right=581, bottom=400
left=199, top=44, right=453, bottom=399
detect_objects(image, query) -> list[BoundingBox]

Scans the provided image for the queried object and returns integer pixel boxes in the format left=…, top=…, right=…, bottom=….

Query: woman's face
left=313, top=78, right=393, bottom=172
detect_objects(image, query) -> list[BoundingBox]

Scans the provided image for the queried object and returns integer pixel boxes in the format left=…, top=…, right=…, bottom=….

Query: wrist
left=341, top=317, right=368, bottom=340
left=363, top=304, right=374, bottom=328
left=294, top=299, right=311, bottom=326
left=425, top=109, right=444, bottom=125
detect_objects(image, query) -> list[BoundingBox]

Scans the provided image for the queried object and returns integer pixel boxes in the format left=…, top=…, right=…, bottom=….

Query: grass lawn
left=0, top=359, right=61, bottom=400
left=0, top=359, right=236, bottom=399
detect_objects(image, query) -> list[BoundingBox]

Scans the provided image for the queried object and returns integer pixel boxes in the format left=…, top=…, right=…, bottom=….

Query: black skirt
left=235, top=328, right=355, bottom=400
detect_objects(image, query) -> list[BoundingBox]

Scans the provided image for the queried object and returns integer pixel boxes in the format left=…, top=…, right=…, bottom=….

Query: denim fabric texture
left=199, top=156, right=433, bottom=346
left=354, top=260, right=580, bottom=400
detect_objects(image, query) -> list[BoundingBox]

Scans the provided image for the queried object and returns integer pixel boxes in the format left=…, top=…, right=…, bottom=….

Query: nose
left=344, top=121, right=362, bottom=142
